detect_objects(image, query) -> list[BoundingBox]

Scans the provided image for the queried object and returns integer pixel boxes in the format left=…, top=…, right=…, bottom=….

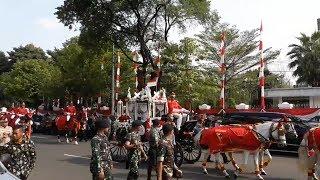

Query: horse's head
left=283, top=120, right=298, bottom=139
left=270, top=122, right=287, bottom=147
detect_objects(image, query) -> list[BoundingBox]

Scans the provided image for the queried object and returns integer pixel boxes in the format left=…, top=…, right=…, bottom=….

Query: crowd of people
left=0, top=102, right=36, bottom=180
left=90, top=115, right=184, bottom=180
left=0, top=91, right=194, bottom=180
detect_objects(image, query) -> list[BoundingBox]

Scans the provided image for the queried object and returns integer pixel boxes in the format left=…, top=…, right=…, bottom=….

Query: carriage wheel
left=174, top=142, right=184, bottom=167
left=110, top=141, right=127, bottom=162
left=182, top=143, right=202, bottom=164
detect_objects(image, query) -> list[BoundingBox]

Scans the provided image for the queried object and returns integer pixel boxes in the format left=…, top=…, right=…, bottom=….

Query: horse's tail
left=297, top=139, right=310, bottom=173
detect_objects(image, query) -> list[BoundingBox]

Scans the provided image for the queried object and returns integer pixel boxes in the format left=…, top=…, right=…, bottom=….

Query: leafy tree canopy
left=287, top=32, right=320, bottom=86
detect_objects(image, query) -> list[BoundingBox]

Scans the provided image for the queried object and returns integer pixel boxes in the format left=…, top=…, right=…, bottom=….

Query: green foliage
left=50, top=38, right=135, bottom=102
left=227, top=69, right=289, bottom=107
left=55, top=0, right=211, bottom=90
left=228, top=98, right=236, bottom=108
left=7, top=44, right=48, bottom=62
left=0, top=60, right=62, bottom=103
left=288, top=32, right=320, bottom=86
left=0, top=51, right=11, bottom=74
left=197, top=14, right=280, bottom=83
left=161, top=37, right=220, bottom=108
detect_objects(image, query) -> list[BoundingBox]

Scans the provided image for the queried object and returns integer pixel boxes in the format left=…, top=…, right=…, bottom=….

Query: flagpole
left=259, top=21, right=266, bottom=111
left=111, top=44, right=115, bottom=115
left=219, top=32, right=226, bottom=114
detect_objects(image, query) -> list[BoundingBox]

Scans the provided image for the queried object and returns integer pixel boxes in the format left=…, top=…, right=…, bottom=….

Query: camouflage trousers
left=127, top=150, right=141, bottom=180
left=92, top=171, right=113, bottom=180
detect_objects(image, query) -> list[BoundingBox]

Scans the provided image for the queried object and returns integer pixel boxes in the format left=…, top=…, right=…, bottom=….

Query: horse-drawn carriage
left=110, top=88, right=187, bottom=166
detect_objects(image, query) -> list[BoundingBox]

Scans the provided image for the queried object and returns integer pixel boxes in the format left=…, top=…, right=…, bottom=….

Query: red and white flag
left=219, top=32, right=226, bottom=110
left=259, top=21, right=266, bottom=110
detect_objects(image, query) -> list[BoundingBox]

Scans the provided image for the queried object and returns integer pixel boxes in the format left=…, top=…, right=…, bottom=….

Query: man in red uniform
left=64, top=101, right=77, bottom=122
left=167, top=92, right=189, bottom=130
left=65, top=101, right=77, bottom=115
left=16, top=102, right=30, bottom=117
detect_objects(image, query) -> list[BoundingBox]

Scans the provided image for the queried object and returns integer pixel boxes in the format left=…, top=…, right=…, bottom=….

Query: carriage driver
left=64, top=101, right=77, bottom=121
left=167, top=92, right=189, bottom=131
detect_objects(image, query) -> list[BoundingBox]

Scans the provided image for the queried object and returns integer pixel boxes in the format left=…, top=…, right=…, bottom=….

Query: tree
left=5, top=44, right=48, bottom=72
left=196, top=14, right=280, bottom=107
left=228, top=69, right=289, bottom=107
left=49, top=38, right=135, bottom=103
left=7, top=44, right=48, bottom=62
left=0, top=51, right=11, bottom=74
left=197, top=16, right=280, bottom=83
left=161, top=37, right=220, bottom=108
left=287, top=32, right=320, bottom=86
left=0, top=60, right=62, bottom=104
left=55, top=0, right=211, bottom=90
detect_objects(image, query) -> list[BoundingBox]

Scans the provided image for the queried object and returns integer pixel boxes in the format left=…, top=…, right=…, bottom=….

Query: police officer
left=90, top=118, right=113, bottom=180
left=147, top=119, right=161, bottom=180
left=124, top=120, right=144, bottom=180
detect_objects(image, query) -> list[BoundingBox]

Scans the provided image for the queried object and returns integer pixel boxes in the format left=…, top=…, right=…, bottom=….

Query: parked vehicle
left=306, top=115, right=320, bottom=127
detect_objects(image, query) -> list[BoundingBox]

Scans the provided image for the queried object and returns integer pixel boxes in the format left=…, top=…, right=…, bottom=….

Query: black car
left=220, top=112, right=311, bottom=153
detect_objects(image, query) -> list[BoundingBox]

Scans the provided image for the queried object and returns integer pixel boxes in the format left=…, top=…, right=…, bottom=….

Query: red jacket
left=65, top=106, right=76, bottom=115
left=167, top=100, right=182, bottom=114
left=15, top=107, right=29, bottom=116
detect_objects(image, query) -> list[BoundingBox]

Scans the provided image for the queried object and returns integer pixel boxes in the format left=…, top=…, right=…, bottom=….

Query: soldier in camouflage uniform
left=157, top=124, right=182, bottom=180
left=124, top=120, right=144, bottom=180
left=90, top=118, right=113, bottom=180
left=0, top=125, right=36, bottom=180
left=147, top=119, right=161, bottom=180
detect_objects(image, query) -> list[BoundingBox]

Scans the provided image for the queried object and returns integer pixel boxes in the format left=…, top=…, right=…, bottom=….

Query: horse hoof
left=74, top=141, right=79, bottom=145
left=66, top=139, right=70, bottom=143
left=257, top=175, right=264, bottom=180
left=233, top=173, right=238, bottom=179
left=261, top=170, right=267, bottom=175
left=202, top=169, right=208, bottom=175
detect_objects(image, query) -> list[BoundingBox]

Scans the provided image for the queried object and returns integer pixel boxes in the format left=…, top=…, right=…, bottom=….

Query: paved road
left=28, top=134, right=309, bottom=180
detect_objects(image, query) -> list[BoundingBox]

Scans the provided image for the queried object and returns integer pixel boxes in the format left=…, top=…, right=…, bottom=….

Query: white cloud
left=36, top=18, right=62, bottom=29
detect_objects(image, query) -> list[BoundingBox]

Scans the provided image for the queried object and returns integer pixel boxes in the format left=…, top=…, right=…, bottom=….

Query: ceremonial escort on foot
left=90, top=117, right=113, bottom=180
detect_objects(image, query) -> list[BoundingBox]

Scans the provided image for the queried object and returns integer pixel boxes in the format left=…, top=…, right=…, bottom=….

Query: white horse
left=298, top=127, right=320, bottom=180
left=195, top=121, right=296, bottom=179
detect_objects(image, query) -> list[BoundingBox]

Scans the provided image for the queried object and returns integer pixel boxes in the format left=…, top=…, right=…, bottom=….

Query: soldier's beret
left=132, top=120, right=143, bottom=128
left=95, top=118, right=110, bottom=129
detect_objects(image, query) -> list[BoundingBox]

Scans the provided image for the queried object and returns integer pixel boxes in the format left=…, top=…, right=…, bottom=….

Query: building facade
left=265, top=87, right=320, bottom=108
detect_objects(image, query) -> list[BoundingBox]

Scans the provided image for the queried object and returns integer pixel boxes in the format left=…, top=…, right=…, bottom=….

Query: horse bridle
left=268, top=122, right=286, bottom=142
left=251, top=122, right=286, bottom=146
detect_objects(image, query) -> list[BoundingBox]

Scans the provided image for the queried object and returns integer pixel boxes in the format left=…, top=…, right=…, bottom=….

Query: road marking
left=64, top=154, right=91, bottom=160
left=64, top=154, right=119, bottom=164
left=32, top=135, right=49, bottom=139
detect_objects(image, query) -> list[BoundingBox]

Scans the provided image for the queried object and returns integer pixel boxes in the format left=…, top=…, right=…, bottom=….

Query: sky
left=1, top=0, right=320, bottom=84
